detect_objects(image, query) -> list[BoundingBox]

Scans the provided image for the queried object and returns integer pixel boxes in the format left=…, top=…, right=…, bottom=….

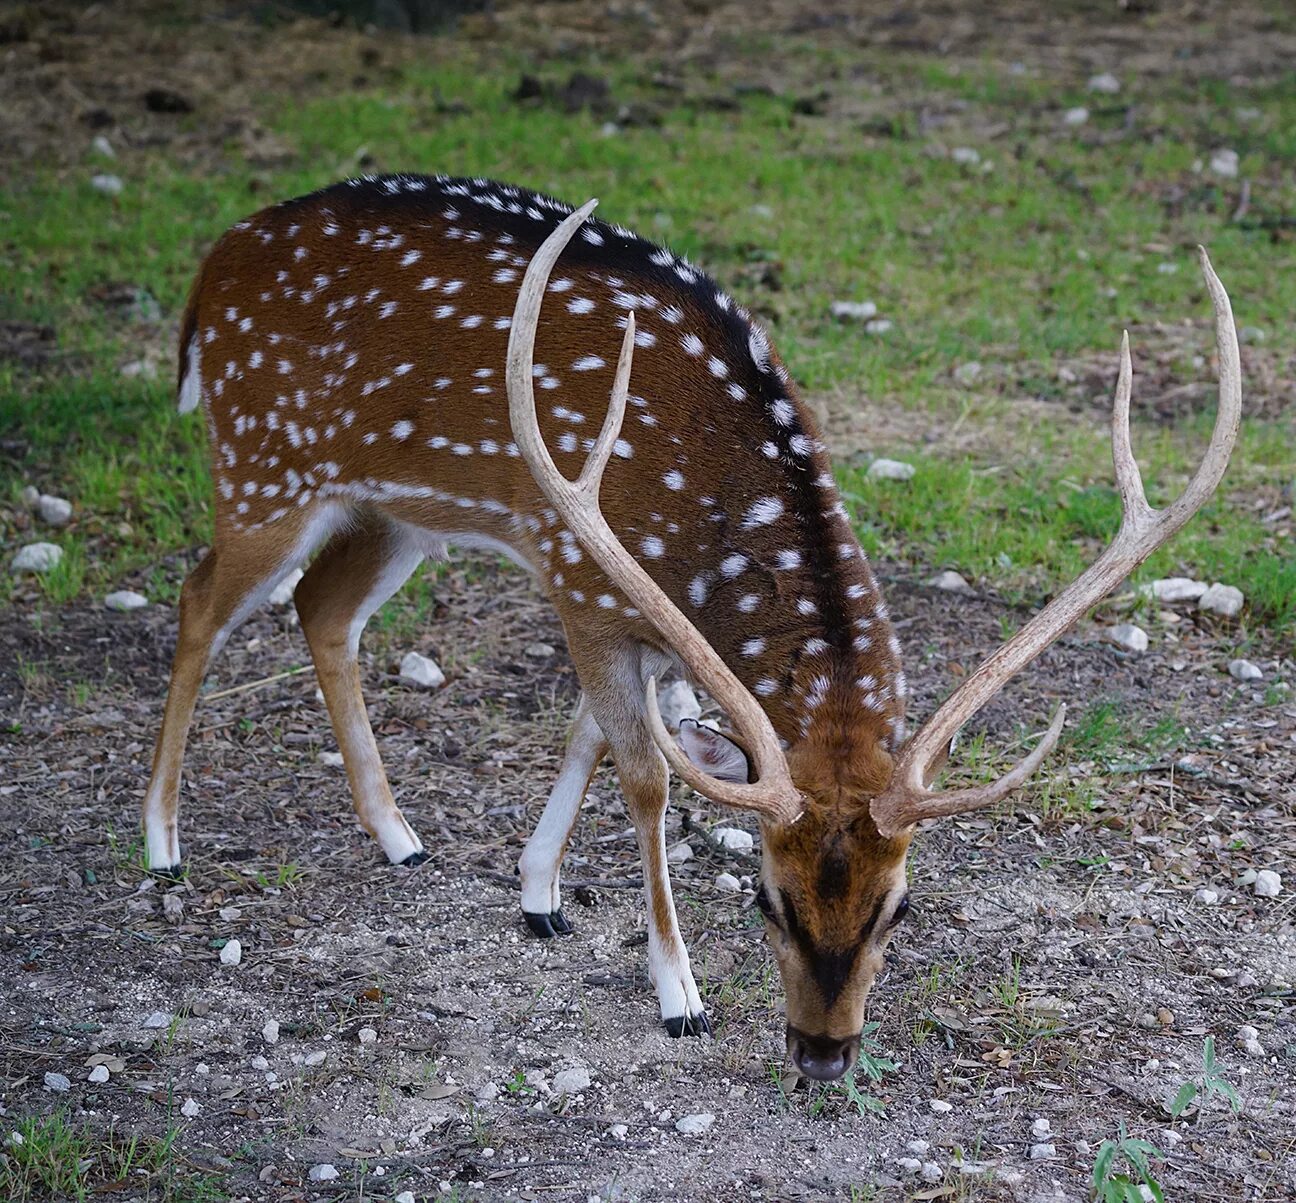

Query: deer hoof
left=150, top=863, right=185, bottom=881
left=523, top=910, right=573, bottom=939
left=400, top=850, right=429, bottom=868
left=663, top=1011, right=711, bottom=1038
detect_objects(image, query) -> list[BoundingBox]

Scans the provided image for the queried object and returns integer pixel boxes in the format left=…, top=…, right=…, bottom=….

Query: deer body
left=148, top=174, right=1239, bottom=1079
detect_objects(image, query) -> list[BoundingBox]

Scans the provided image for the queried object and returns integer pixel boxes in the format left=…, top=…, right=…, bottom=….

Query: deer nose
left=787, top=1026, right=860, bottom=1082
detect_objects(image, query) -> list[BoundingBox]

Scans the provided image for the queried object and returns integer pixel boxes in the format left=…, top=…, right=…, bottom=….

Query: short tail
left=175, top=269, right=203, bottom=414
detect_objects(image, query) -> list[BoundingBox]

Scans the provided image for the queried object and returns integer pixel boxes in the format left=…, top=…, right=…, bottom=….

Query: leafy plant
left=1090, top=1125, right=1166, bottom=1203
left=1168, top=1036, right=1241, bottom=1120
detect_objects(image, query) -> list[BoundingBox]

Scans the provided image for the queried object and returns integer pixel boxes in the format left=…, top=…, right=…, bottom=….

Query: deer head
left=508, top=202, right=1241, bottom=1080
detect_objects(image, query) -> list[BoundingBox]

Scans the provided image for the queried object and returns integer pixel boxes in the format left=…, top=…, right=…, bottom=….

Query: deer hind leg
left=143, top=511, right=330, bottom=875
left=293, top=514, right=427, bottom=865
left=517, top=695, right=608, bottom=938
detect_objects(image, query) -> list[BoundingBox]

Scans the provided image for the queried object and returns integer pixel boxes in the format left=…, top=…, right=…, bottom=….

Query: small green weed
left=1090, top=1125, right=1166, bottom=1203
left=1167, top=1036, right=1241, bottom=1121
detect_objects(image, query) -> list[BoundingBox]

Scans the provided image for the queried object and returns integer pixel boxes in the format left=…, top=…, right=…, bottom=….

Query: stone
left=905, top=1140, right=931, bottom=1156
left=267, top=568, right=303, bottom=606
left=1195, top=888, right=1219, bottom=905
left=262, top=1019, right=280, bottom=1044
left=88, top=1065, right=110, bottom=1083
left=1139, top=577, right=1207, bottom=603
left=715, top=872, right=742, bottom=892
left=219, top=939, right=242, bottom=966
left=920, top=1163, right=942, bottom=1183
left=399, top=651, right=445, bottom=689
left=304, top=1050, right=326, bottom=1066
left=928, top=569, right=971, bottom=594
left=180, top=1098, right=200, bottom=1118
left=1237, top=1024, right=1265, bottom=1057
left=43, top=1072, right=71, bottom=1093
left=608, top=1123, right=628, bottom=1139
left=950, top=146, right=980, bottom=165
left=929, top=1099, right=954, bottom=1113
left=896, top=1158, right=922, bottom=1174
left=830, top=300, right=878, bottom=321
left=11, top=542, right=63, bottom=574
left=712, top=826, right=754, bottom=854
left=1031, top=1117, right=1051, bottom=1138
left=1228, top=659, right=1263, bottom=682
left=868, top=458, right=915, bottom=481
left=1087, top=72, right=1120, bottom=94
left=656, top=679, right=701, bottom=728
left=105, top=590, right=149, bottom=611
left=92, top=134, right=115, bottom=157
left=396, top=1193, right=416, bottom=1203
left=674, top=1112, right=714, bottom=1135
left=358, top=1027, right=379, bottom=1046
left=1254, top=870, right=1282, bottom=898
left=142, top=1011, right=173, bottom=1029
left=318, top=751, right=344, bottom=768
left=553, top=1066, right=592, bottom=1094
left=1210, top=148, right=1239, bottom=178
left=952, top=361, right=982, bottom=385
left=1030, top=1142, right=1057, bottom=1160
left=1108, top=623, right=1148, bottom=652
left=37, top=495, right=73, bottom=525
left=524, top=641, right=556, bottom=658
left=91, top=173, right=124, bottom=195
left=308, top=1164, right=339, bottom=1182
left=1063, top=106, right=1089, bottom=125
left=1198, top=583, right=1244, bottom=618
left=666, top=842, right=694, bottom=863
left=864, top=318, right=893, bottom=335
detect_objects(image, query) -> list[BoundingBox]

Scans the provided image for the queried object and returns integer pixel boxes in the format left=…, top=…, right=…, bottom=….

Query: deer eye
left=888, top=895, right=911, bottom=928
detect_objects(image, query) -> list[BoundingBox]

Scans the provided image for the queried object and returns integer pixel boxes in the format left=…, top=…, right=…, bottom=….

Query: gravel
left=219, top=939, right=243, bottom=966
left=1063, top=106, right=1089, bottom=125
left=952, top=361, right=982, bottom=385
left=666, top=841, right=694, bottom=863
left=1140, top=577, right=1207, bottom=603
left=1198, top=583, right=1244, bottom=618
left=674, top=1112, right=715, bottom=1135
left=1030, top=1142, right=1057, bottom=1160
left=1087, top=72, right=1120, bottom=93
left=712, top=826, right=754, bottom=853
left=141, top=1011, right=173, bottom=1029
left=1108, top=623, right=1149, bottom=652
left=864, top=318, right=893, bottom=335
left=1254, top=869, right=1282, bottom=898
left=105, top=590, right=149, bottom=611
left=43, top=1072, right=71, bottom=1093
left=180, top=1098, right=201, bottom=1118
left=830, top=300, right=878, bottom=320
left=929, top=1099, right=954, bottom=1114
left=88, top=1065, right=110, bottom=1083
left=1210, top=148, right=1240, bottom=178
left=308, top=1164, right=339, bottom=1182
left=950, top=146, right=981, bottom=165
left=868, top=458, right=916, bottom=481
left=928, top=569, right=972, bottom=594
left=262, top=1019, right=280, bottom=1044
left=1228, top=659, right=1263, bottom=682
left=553, top=1066, right=592, bottom=1094
left=399, top=651, right=446, bottom=689
left=714, top=872, right=742, bottom=892
left=11, top=542, right=64, bottom=574
left=37, top=494, right=73, bottom=525
left=91, top=173, right=124, bottom=195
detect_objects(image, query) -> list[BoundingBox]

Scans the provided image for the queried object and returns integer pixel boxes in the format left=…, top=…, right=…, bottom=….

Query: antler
left=506, top=201, right=804, bottom=826
left=871, top=248, right=1242, bottom=838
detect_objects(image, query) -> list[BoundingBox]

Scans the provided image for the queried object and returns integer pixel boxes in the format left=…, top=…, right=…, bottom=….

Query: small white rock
left=92, top=134, right=115, bottom=157
left=951, top=146, right=981, bottom=165
left=920, top=1162, right=943, bottom=1183
left=713, top=826, right=754, bottom=854
left=250, top=1055, right=270, bottom=1071
left=553, top=1066, right=592, bottom=1094
left=88, top=1065, right=110, bottom=1083
left=11, top=542, right=64, bottom=574
left=928, top=569, right=971, bottom=594
left=1195, top=888, right=1219, bottom=906
left=1087, top=72, right=1120, bottom=94
left=180, top=1098, right=200, bottom=1118
left=868, top=458, right=915, bottom=481
left=399, top=651, right=446, bottom=689
left=1198, top=583, right=1244, bottom=618
left=952, top=361, right=982, bottom=385
left=1063, top=106, right=1089, bottom=126
left=1108, top=623, right=1149, bottom=652
left=1139, top=577, right=1207, bottom=603
left=1254, top=870, right=1282, bottom=898
left=608, top=1123, right=629, bottom=1140
left=864, top=318, right=893, bottom=335
left=396, top=1193, right=416, bottom=1203
left=1030, top=1142, right=1057, bottom=1160
left=219, top=939, right=242, bottom=966
left=1209, top=148, right=1239, bottom=178
left=43, top=1072, right=71, bottom=1093
left=37, top=495, right=73, bottom=525
left=674, top=1112, right=714, bottom=1135
left=304, top=1050, right=327, bottom=1066
left=267, top=568, right=303, bottom=606
left=142, top=1011, right=173, bottom=1029
left=896, top=1158, right=922, bottom=1174
left=91, top=173, right=124, bottom=195
left=1228, top=659, right=1263, bottom=682
left=262, top=1019, right=280, bottom=1044
left=929, top=1099, right=954, bottom=1114
left=308, top=1164, right=339, bottom=1182
left=524, top=641, right=556, bottom=659
left=656, top=679, right=701, bottom=728
left=905, top=1139, right=931, bottom=1156
left=358, top=1027, right=379, bottom=1046
left=830, top=300, right=878, bottom=321
left=318, top=750, right=344, bottom=768
left=666, top=842, right=694, bottom=863
left=1030, top=1117, right=1051, bottom=1138
left=715, top=872, right=742, bottom=892
left=105, top=590, right=149, bottom=611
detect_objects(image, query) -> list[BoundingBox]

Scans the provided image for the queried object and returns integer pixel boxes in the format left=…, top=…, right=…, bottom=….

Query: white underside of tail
left=177, top=336, right=201, bottom=414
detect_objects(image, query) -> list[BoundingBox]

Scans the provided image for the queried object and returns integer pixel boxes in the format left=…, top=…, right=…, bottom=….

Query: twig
left=204, top=665, right=315, bottom=702
left=1231, top=177, right=1251, bottom=223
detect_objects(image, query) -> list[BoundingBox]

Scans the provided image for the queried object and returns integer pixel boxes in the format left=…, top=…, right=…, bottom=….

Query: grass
left=3, top=30, right=1293, bottom=626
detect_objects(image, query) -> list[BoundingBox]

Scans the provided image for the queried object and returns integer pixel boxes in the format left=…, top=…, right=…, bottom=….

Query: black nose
left=787, top=1026, right=860, bottom=1082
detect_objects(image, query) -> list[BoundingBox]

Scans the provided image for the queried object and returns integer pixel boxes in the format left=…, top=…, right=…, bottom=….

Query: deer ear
left=676, top=719, right=752, bottom=784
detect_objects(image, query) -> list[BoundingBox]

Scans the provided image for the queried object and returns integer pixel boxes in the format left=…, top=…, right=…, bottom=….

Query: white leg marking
left=142, top=782, right=181, bottom=869
left=518, top=699, right=606, bottom=914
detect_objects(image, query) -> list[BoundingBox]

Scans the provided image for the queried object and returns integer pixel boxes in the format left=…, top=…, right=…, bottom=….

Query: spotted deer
left=147, top=174, right=1240, bottom=1080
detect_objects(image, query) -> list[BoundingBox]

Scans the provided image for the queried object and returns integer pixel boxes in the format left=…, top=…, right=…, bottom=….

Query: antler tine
left=871, top=249, right=1242, bottom=839
left=506, top=202, right=803, bottom=826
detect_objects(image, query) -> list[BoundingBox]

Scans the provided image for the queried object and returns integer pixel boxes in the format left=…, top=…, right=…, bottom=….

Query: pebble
left=318, top=750, right=344, bottom=767
left=304, top=1050, right=327, bottom=1066
left=11, top=542, right=64, bottom=574
left=399, top=651, right=446, bottom=689
left=712, top=826, right=754, bottom=853
left=657, top=680, right=701, bottom=728
left=37, top=494, right=73, bottom=525
left=358, top=1027, right=378, bottom=1046
left=1063, top=106, right=1089, bottom=125
left=267, top=568, right=303, bottom=606
left=180, top=1098, right=200, bottom=1118
left=950, top=146, right=981, bottom=165
left=1198, top=583, right=1244, bottom=618
left=105, top=590, right=149, bottom=611
left=929, top=1099, right=954, bottom=1114
left=120, top=358, right=157, bottom=380
left=1030, top=1143, right=1057, bottom=1160
left=905, top=1139, right=930, bottom=1156
left=1254, top=869, right=1282, bottom=898
left=219, top=939, right=242, bottom=966
left=1228, top=659, right=1263, bottom=682
left=88, top=1065, right=110, bottom=1083
left=715, top=872, right=742, bottom=892
left=896, top=1158, right=922, bottom=1174
left=1087, top=72, right=1120, bottom=93
left=920, top=1162, right=942, bottom=1183
left=1030, top=1118, right=1051, bottom=1139
left=142, top=1011, right=173, bottom=1029
left=308, top=1164, right=339, bottom=1183
left=250, top=1055, right=270, bottom=1071
left=952, top=361, right=982, bottom=385
left=91, top=173, right=124, bottom=195
left=928, top=569, right=971, bottom=593
left=666, top=842, right=694, bottom=863
left=44, top=1072, right=71, bottom=1093
left=868, top=458, right=916, bottom=481
left=1194, top=888, right=1219, bottom=905
left=674, top=1112, right=714, bottom=1135
left=608, top=1123, right=628, bottom=1139
left=553, top=1066, right=592, bottom=1094
left=830, top=300, right=878, bottom=320
left=524, top=641, right=556, bottom=658
left=1108, top=623, right=1149, bottom=652
left=396, top=1193, right=416, bottom=1203
left=864, top=318, right=893, bottom=336
left=262, top=1019, right=280, bottom=1044
left=1210, top=148, right=1239, bottom=178
left=92, top=134, right=115, bottom=157
left=1237, top=1025, right=1265, bottom=1057
left=1140, top=577, right=1206, bottom=603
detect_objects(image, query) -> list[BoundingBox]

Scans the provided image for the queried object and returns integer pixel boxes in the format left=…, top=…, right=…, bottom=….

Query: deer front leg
left=518, top=696, right=608, bottom=937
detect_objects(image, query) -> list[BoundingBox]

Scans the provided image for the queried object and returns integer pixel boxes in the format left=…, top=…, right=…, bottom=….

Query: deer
left=145, top=173, right=1240, bottom=1081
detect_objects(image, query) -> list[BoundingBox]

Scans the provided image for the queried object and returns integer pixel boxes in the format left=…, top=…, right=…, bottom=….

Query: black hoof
left=400, top=850, right=429, bottom=867
left=523, top=910, right=574, bottom=939
left=663, top=1011, right=712, bottom=1038
left=150, top=863, right=185, bottom=881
